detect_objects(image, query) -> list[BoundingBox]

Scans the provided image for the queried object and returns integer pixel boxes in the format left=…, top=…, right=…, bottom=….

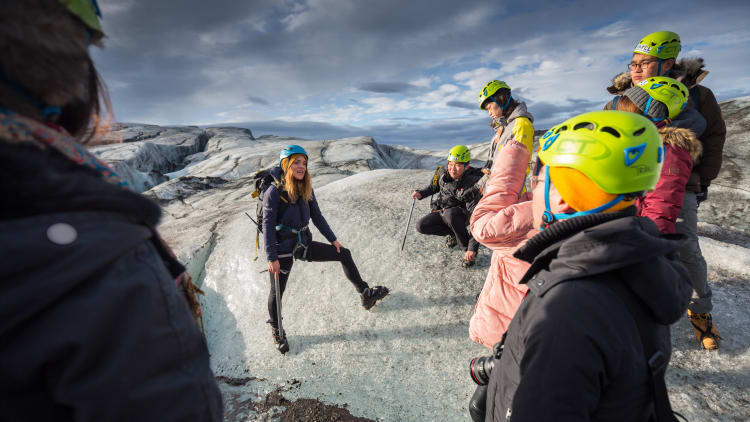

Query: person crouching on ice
left=483, top=111, right=692, bottom=421
left=263, top=145, right=389, bottom=354
left=412, top=145, right=484, bottom=268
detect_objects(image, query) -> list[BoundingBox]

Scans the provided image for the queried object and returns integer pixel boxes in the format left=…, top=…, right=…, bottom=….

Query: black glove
left=695, top=185, right=708, bottom=206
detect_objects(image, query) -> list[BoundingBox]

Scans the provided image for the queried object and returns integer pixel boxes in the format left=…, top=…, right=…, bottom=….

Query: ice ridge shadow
left=289, top=321, right=468, bottom=354
left=367, top=291, right=478, bottom=313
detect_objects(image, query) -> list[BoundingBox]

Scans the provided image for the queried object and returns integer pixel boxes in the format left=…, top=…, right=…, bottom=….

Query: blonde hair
left=281, top=154, right=312, bottom=202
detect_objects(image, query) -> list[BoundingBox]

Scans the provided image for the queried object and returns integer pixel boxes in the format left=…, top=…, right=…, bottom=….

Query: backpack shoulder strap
left=604, top=280, right=678, bottom=422
left=432, top=165, right=443, bottom=188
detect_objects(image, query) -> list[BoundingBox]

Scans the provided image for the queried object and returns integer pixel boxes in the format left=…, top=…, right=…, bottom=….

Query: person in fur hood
left=612, top=77, right=704, bottom=234
left=605, top=31, right=724, bottom=350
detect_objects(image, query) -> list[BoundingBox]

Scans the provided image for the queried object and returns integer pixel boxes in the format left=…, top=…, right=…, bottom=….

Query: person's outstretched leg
left=304, top=241, right=368, bottom=292
left=304, top=241, right=388, bottom=309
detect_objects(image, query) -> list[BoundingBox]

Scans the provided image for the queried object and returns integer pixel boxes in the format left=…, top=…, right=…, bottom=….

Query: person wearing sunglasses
left=605, top=31, right=726, bottom=350
left=0, top=1, right=222, bottom=419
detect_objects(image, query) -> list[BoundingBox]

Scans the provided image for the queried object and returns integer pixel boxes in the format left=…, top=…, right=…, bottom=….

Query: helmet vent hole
left=573, top=122, right=595, bottom=131
left=555, top=125, right=568, bottom=134
left=633, top=127, right=646, bottom=137
left=600, top=126, right=620, bottom=138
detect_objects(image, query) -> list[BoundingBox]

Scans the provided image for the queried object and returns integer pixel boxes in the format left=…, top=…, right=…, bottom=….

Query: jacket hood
left=515, top=212, right=691, bottom=325
left=660, top=126, right=703, bottom=162
left=607, top=57, right=710, bottom=94
left=508, top=101, right=534, bottom=123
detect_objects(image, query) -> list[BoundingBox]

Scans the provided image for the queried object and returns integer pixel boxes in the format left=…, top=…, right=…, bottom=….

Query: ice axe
left=400, top=197, right=416, bottom=251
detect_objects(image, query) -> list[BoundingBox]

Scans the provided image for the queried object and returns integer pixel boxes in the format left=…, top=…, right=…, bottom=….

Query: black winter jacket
left=486, top=210, right=691, bottom=422
left=417, top=166, right=484, bottom=213
left=0, top=140, right=222, bottom=421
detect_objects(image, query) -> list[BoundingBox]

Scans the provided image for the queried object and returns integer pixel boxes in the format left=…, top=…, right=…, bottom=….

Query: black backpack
left=248, top=169, right=288, bottom=261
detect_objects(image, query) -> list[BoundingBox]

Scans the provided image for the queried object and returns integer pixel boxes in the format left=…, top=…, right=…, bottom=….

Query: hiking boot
left=687, top=310, right=721, bottom=350
left=462, top=258, right=475, bottom=268
left=269, top=324, right=289, bottom=354
left=361, top=286, right=389, bottom=310
left=445, top=234, right=457, bottom=248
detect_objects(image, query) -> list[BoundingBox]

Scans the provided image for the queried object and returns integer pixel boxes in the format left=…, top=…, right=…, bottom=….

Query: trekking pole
left=400, top=197, right=416, bottom=251
left=274, top=272, right=284, bottom=339
left=244, top=212, right=258, bottom=226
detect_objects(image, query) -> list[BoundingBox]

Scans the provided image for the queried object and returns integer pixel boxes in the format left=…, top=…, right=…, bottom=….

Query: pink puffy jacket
left=469, top=140, right=537, bottom=348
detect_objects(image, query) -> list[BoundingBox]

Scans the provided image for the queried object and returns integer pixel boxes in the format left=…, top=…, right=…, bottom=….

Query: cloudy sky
left=92, top=0, right=750, bottom=148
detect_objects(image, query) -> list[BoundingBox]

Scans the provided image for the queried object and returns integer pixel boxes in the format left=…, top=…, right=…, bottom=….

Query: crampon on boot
left=361, top=286, right=389, bottom=310
left=268, top=321, right=289, bottom=354
left=688, top=310, right=721, bottom=350
left=445, top=234, right=457, bottom=248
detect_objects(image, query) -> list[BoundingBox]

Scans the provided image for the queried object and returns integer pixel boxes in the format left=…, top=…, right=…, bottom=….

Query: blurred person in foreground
left=0, top=1, right=222, bottom=420
left=484, top=111, right=691, bottom=421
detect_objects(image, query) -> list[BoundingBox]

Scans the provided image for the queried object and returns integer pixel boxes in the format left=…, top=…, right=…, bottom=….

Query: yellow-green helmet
left=60, top=0, right=104, bottom=40
left=539, top=111, right=663, bottom=195
left=447, top=145, right=471, bottom=163
left=633, top=31, right=681, bottom=60
left=636, top=76, right=689, bottom=120
left=478, top=80, right=511, bottom=110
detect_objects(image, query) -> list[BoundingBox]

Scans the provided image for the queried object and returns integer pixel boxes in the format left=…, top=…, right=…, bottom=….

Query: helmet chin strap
left=492, top=95, right=512, bottom=111
left=541, top=166, right=625, bottom=230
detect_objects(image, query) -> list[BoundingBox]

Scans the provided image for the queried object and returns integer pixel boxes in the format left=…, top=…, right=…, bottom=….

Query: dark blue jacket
left=262, top=166, right=336, bottom=261
left=0, top=139, right=222, bottom=421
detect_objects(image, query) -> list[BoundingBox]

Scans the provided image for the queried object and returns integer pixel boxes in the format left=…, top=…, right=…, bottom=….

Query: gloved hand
left=695, top=185, right=708, bottom=206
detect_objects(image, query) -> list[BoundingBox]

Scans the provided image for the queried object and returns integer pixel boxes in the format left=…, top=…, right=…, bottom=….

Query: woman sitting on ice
left=262, top=145, right=389, bottom=354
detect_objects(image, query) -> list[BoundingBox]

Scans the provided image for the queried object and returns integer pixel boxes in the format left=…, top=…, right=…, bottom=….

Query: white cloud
left=592, top=21, right=631, bottom=38
left=410, top=76, right=439, bottom=88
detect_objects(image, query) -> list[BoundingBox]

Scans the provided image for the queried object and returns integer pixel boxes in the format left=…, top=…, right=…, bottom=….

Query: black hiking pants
left=416, top=207, right=478, bottom=252
left=267, top=241, right=368, bottom=327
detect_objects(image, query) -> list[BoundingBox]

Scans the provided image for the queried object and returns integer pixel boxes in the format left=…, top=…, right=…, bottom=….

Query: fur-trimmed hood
left=659, top=126, right=703, bottom=162
left=607, top=57, right=711, bottom=94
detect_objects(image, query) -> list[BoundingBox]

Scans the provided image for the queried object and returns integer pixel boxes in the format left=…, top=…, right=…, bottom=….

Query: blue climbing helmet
left=279, top=145, right=308, bottom=166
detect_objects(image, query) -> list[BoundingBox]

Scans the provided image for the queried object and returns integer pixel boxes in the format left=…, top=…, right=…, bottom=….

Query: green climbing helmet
left=60, top=0, right=104, bottom=39
left=478, top=80, right=511, bottom=110
left=637, top=76, right=689, bottom=119
left=539, top=110, right=663, bottom=194
left=633, top=31, right=681, bottom=60
left=447, top=145, right=471, bottom=163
